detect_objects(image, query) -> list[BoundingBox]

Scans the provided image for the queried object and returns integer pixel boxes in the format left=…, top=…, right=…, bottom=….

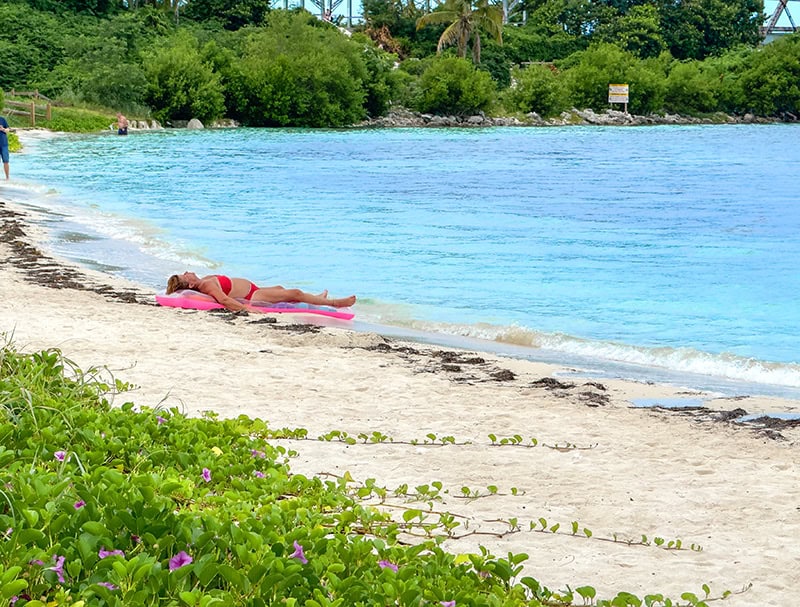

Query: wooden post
left=30, top=101, right=36, bottom=126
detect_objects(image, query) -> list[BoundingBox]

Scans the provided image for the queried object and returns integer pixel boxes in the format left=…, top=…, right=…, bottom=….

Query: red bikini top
left=215, top=274, right=233, bottom=295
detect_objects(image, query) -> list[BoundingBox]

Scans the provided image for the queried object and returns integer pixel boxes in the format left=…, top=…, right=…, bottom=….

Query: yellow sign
left=608, top=84, right=629, bottom=103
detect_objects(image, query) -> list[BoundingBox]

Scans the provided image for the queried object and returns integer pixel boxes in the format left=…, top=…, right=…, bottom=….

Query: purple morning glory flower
left=156, top=416, right=166, bottom=424
left=253, top=470, right=265, bottom=478
left=50, top=555, right=66, bottom=583
left=98, top=582, right=118, bottom=590
left=74, top=500, right=86, bottom=509
left=98, top=548, right=125, bottom=559
left=10, top=597, right=17, bottom=606
left=54, top=451, right=66, bottom=462
left=201, top=468, right=211, bottom=482
left=30, top=559, right=46, bottom=566
left=378, top=559, right=398, bottom=572
left=290, top=540, right=308, bottom=564
left=169, top=551, right=193, bottom=571
left=441, top=602, right=456, bottom=607
left=251, top=449, right=265, bottom=458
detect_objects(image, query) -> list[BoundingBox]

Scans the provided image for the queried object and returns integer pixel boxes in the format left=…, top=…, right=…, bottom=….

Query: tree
left=25, top=0, right=121, bottom=17
left=560, top=42, right=666, bottom=113
left=183, top=0, right=271, bottom=30
left=142, top=31, right=226, bottom=123
left=415, top=0, right=503, bottom=64
left=594, top=4, right=666, bottom=58
left=664, top=60, right=717, bottom=113
left=506, top=63, right=567, bottom=116
left=657, top=0, right=764, bottom=60
left=0, top=3, right=67, bottom=90
left=415, top=56, right=496, bottom=114
left=226, top=11, right=370, bottom=127
left=502, top=3, right=588, bottom=62
left=740, top=34, right=800, bottom=115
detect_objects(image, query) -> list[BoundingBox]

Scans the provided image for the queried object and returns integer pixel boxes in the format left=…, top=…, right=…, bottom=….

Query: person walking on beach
left=116, top=113, right=128, bottom=136
left=166, top=272, right=357, bottom=313
left=0, top=115, right=11, bottom=179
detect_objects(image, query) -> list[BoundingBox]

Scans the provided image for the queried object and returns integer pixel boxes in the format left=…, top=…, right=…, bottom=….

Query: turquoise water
left=7, top=124, right=800, bottom=396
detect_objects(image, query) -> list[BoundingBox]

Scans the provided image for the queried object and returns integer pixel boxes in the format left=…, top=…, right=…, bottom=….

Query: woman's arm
left=198, top=278, right=260, bottom=313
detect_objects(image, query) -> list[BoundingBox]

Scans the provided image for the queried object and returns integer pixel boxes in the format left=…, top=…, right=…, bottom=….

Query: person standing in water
left=0, top=115, right=11, bottom=179
left=116, top=113, right=129, bottom=135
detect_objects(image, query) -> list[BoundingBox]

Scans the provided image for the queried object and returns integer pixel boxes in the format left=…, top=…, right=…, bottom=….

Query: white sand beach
left=2, top=195, right=800, bottom=606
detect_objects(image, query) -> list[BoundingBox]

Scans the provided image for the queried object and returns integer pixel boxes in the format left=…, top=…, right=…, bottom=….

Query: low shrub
left=505, top=63, right=568, bottom=117
left=41, top=107, right=114, bottom=133
left=0, top=343, right=547, bottom=606
left=414, top=56, right=496, bottom=116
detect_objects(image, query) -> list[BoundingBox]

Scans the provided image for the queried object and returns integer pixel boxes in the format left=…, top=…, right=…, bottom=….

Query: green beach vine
left=0, top=342, right=739, bottom=606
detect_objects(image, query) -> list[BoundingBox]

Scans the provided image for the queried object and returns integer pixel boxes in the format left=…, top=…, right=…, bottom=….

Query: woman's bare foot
left=318, top=289, right=328, bottom=299
left=332, top=295, right=356, bottom=308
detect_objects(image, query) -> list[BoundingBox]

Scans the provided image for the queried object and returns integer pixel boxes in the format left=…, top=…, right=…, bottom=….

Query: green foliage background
left=0, top=0, right=798, bottom=128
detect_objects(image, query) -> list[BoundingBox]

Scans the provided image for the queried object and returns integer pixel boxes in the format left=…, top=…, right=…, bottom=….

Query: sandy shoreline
left=3, top=194, right=800, bottom=605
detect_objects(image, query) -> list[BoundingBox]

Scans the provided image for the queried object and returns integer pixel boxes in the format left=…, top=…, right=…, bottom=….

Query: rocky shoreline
left=355, top=106, right=797, bottom=128
left=128, top=107, right=795, bottom=132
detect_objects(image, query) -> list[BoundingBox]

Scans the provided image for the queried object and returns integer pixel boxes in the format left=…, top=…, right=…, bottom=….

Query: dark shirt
left=0, top=117, right=8, bottom=148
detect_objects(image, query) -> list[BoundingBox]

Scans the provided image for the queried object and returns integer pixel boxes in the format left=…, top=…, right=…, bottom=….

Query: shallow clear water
left=8, top=124, right=800, bottom=396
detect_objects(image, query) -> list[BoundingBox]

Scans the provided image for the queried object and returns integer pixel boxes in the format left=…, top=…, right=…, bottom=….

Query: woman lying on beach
left=166, top=272, right=356, bottom=313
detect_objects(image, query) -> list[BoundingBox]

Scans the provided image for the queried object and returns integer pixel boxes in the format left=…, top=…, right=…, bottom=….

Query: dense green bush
left=560, top=43, right=666, bottom=114
left=142, top=31, right=226, bottom=124
left=740, top=33, right=800, bottom=115
left=658, top=0, right=764, bottom=61
left=664, top=60, right=717, bottom=114
left=477, top=40, right=513, bottom=88
left=51, top=32, right=149, bottom=111
left=227, top=11, right=369, bottom=127
left=505, top=63, right=567, bottom=116
left=502, top=14, right=587, bottom=64
left=45, top=11, right=163, bottom=111
left=351, top=32, right=400, bottom=117
left=414, top=56, right=496, bottom=115
left=594, top=5, right=666, bottom=59
left=699, top=46, right=751, bottom=114
left=0, top=4, right=68, bottom=91
left=183, top=0, right=271, bottom=30
left=1, top=0, right=798, bottom=125
left=37, top=107, right=116, bottom=133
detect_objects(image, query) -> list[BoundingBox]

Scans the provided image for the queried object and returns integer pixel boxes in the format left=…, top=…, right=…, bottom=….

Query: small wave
left=0, top=180, right=59, bottom=202
left=79, top=212, right=218, bottom=269
left=5, top=182, right=219, bottom=279
left=360, top=310, right=800, bottom=389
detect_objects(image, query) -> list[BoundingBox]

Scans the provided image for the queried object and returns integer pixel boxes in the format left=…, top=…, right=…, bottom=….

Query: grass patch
left=4, top=96, right=114, bottom=134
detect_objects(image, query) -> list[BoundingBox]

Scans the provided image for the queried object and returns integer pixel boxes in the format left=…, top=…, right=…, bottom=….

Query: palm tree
left=416, top=0, right=503, bottom=64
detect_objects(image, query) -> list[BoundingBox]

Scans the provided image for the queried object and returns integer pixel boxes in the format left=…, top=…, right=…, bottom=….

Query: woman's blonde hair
left=166, top=274, right=186, bottom=294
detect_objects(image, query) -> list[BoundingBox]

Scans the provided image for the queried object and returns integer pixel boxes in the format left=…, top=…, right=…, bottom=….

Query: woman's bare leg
left=251, top=287, right=355, bottom=307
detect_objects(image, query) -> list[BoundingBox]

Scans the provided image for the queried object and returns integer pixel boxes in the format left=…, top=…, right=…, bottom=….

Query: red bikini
left=215, top=274, right=233, bottom=294
left=214, top=275, right=259, bottom=300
